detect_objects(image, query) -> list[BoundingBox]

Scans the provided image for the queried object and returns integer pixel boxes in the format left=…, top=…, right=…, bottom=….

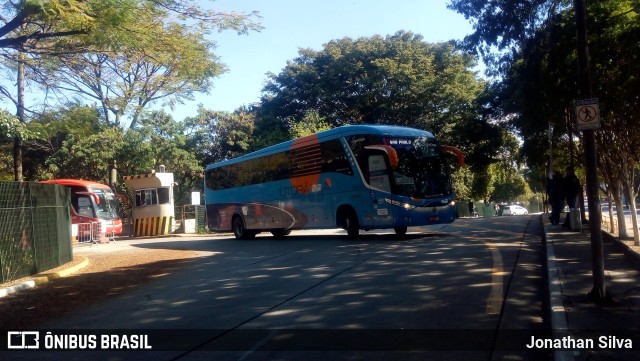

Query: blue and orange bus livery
left=204, top=125, right=463, bottom=239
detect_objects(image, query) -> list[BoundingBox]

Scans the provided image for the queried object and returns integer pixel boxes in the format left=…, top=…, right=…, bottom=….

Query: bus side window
left=206, top=168, right=224, bottom=190
left=78, top=196, right=94, bottom=217
left=267, top=151, right=289, bottom=182
left=321, top=140, right=353, bottom=175
left=367, top=154, right=392, bottom=193
left=247, top=158, right=265, bottom=185
left=227, top=164, right=241, bottom=188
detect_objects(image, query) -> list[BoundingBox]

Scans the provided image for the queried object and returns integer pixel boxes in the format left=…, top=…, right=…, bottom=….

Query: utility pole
left=567, top=106, right=588, bottom=223
left=573, top=0, right=607, bottom=302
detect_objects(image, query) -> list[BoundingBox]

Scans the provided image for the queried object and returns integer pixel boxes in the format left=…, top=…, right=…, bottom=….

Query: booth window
left=157, top=188, right=170, bottom=204
left=135, top=187, right=171, bottom=207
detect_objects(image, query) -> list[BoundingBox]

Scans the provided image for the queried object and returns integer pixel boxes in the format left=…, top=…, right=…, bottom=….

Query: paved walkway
left=544, top=214, right=640, bottom=361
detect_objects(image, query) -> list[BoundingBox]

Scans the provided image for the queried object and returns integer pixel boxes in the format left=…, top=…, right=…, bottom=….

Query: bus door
left=361, top=146, right=397, bottom=228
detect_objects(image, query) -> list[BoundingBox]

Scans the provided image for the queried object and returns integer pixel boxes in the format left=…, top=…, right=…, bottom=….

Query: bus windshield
left=90, top=188, right=120, bottom=220
left=385, top=137, right=452, bottom=199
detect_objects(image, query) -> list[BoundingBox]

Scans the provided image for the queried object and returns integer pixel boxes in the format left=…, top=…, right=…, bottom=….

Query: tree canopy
left=450, top=0, right=640, bottom=241
left=0, top=0, right=262, bottom=124
left=260, top=31, right=483, bottom=129
left=256, top=31, right=505, bottom=178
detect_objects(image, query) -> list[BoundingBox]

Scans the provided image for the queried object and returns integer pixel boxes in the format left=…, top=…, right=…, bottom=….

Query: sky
left=5, top=1, right=476, bottom=122
left=171, top=0, right=476, bottom=117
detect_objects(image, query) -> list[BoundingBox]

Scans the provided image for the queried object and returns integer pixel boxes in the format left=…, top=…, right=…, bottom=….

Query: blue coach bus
left=204, top=125, right=464, bottom=239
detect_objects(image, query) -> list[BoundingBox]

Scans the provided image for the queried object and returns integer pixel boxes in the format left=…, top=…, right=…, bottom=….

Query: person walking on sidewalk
left=547, top=171, right=564, bottom=225
left=563, top=166, right=581, bottom=227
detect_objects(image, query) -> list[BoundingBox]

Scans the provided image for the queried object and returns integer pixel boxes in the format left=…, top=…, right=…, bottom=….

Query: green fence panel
left=0, top=182, right=71, bottom=283
left=195, top=205, right=207, bottom=231
left=477, top=204, right=496, bottom=217
left=456, top=203, right=470, bottom=218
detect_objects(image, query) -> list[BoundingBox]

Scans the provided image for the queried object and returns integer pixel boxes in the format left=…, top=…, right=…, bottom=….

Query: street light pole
left=573, top=0, right=607, bottom=302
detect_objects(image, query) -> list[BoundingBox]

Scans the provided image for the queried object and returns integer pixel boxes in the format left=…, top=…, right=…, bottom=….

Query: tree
left=37, top=33, right=223, bottom=129
left=124, top=110, right=202, bottom=205
left=184, top=107, right=255, bottom=166
left=257, top=31, right=505, bottom=178
left=20, top=103, right=103, bottom=179
left=289, top=111, right=332, bottom=138
left=447, top=0, right=573, bottom=77
left=0, top=1, right=262, bottom=55
left=491, top=164, right=529, bottom=203
left=0, top=0, right=262, bottom=179
left=261, top=32, right=484, bottom=130
left=47, top=126, right=123, bottom=182
left=30, top=3, right=262, bottom=129
left=0, top=109, right=27, bottom=180
left=452, top=1, right=640, bottom=245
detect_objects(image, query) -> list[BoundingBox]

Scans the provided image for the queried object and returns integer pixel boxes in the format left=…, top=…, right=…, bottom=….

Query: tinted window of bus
left=321, top=139, right=353, bottom=175
left=205, top=139, right=352, bottom=191
left=266, top=151, right=290, bottom=182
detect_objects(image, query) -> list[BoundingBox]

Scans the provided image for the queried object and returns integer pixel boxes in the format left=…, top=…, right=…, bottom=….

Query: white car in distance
left=502, top=205, right=529, bottom=215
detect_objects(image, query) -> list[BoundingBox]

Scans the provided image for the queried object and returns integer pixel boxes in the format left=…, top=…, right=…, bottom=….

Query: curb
left=541, top=215, right=575, bottom=361
left=0, top=256, right=90, bottom=298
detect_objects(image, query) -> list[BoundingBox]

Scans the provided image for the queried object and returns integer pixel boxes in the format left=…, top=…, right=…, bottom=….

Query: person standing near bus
left=562, top=166, right=581, bottom=227
left=547, top=171, right=564, bottom=225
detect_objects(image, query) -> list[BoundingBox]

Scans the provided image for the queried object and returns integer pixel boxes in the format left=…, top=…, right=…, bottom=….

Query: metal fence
left=174, top=205, right=207, bottom=233
left=0, top=182, right=72, bottom=283
left=75, top=221, right=115, bottom=243
left=456, top=202, right=498, bottom=218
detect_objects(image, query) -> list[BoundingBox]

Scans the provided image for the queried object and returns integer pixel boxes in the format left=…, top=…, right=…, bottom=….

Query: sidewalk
left=543, top=214, right=640, bottom=361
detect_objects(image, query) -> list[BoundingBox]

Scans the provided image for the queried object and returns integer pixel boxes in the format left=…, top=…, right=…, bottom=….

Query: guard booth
left=123, top=167, right=175, bottom=236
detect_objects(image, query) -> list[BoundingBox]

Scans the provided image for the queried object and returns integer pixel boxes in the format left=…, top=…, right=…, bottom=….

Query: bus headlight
left=385, top=198, right=415, bottom=209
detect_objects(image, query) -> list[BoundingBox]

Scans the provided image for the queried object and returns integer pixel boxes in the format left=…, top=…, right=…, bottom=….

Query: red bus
left=40, top=179, right=123, bottom=240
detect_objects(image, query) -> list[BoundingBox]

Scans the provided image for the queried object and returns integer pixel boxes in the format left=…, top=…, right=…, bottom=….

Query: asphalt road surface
left=6, top=215, right=550, bottom=361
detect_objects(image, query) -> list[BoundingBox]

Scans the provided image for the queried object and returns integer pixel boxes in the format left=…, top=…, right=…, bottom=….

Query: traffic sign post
left=575, top=98, right=600, bottom=130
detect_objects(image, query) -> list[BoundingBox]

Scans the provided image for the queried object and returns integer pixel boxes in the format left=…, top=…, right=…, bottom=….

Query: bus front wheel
left=233, top=216, right=256, bottom=240
left=394, top=227, right=407, bottom=236
left=340, top=209, right=360, bottom=239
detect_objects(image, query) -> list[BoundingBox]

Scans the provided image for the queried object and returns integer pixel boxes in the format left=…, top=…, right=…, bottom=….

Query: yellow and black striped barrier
left=133, top=216, right=173, bottom=236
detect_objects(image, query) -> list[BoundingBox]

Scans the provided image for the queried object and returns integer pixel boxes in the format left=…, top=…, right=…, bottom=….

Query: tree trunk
left=607, top=195, right=615, bottom=233
left=14, top=54, right=25, bottom=181
left=13, top=137, right=23, bottom=181
left=612, top=186, right=628, bottom=238
left=623, top=184, right=639, bottom=246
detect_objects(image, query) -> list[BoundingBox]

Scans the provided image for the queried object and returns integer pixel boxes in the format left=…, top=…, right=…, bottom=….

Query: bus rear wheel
left=271, top=229, right=291, bottom=238
left=233, top=216, right=256, bottom=240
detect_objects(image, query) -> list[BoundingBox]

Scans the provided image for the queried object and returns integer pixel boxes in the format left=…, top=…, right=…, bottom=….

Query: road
left=10, top=216, right=550, bottom=361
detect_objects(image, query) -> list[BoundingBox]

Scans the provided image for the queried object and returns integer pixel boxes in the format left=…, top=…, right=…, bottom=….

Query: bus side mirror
left=440, top=145, right=465, bottom=166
